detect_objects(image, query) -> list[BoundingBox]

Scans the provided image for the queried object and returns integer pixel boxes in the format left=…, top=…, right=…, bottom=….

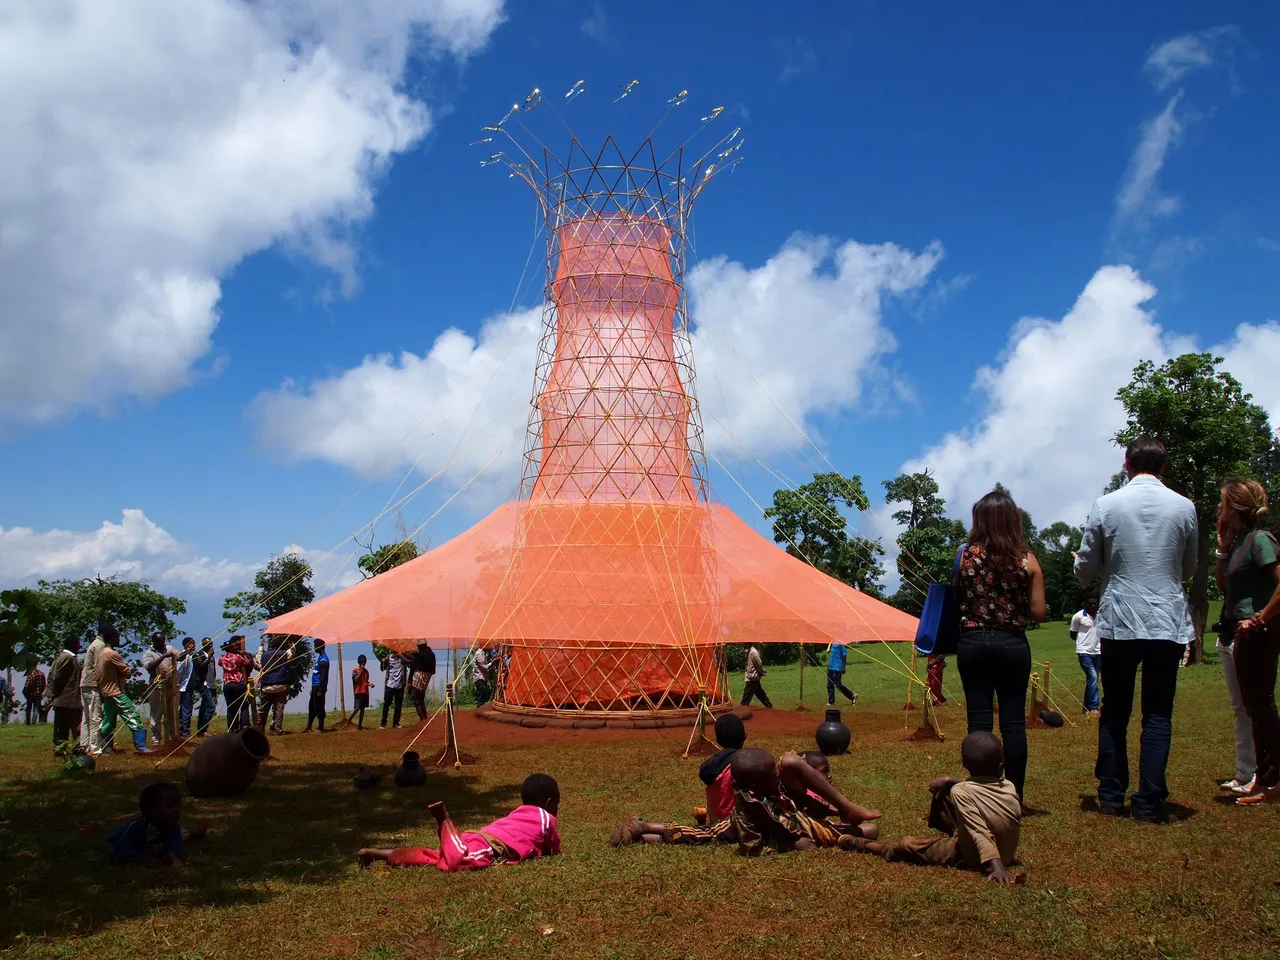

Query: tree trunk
left=1188, top=521, right=1210, bottom=665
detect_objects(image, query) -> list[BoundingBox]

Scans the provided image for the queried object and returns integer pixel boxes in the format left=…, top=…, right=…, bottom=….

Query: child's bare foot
left=427, top=801, right=448, bottom=825
left=839, top=800, right=882, bottom=824
left=838, top=834, right=870, bottom=852
left=609, top=813, right=642, bottom=848
left=356, top=849, right=379, bottom=867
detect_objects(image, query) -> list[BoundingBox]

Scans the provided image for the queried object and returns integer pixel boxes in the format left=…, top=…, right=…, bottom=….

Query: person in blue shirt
left=303, top=639, right=330, bottom=733
left=825, top=643, right=857, bottom=707
left=108, top=782, right=205, bottom=865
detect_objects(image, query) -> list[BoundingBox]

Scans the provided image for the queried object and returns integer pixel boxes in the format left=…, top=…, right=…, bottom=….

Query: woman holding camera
left=1216, top=479, right=1280, bottom=805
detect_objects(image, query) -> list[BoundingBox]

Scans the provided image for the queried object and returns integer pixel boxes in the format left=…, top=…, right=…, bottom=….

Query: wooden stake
left=336, top=642, right=347, bottom=722
left=904, top=646, right=918, bottom=711
left=798, top=645, right=805, bottom=709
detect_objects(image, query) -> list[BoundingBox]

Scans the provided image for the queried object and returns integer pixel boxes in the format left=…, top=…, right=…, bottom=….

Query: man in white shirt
left=1075, top=437, right=1198, bottom=823
left=1070, top=598, right=1101, bottom=715
left=79, top=631, right=107, bottom=755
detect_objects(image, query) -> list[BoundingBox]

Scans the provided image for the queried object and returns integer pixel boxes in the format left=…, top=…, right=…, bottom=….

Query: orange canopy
left=265, top=500, right=918, bottom=650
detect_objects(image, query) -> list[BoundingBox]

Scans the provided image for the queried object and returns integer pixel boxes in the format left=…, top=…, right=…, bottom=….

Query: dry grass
left=2, top=623, right=1279, bottom=960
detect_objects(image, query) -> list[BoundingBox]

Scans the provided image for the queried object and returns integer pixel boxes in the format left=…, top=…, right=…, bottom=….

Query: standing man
left=1070, top=598, right=1102, bottom=717
left=380, top=648, right=406, bottom=729
left=49, top=636, right=83, bottom=754
left=740, top=644, right=772, bottom=709
left=80, top=630, right=106, bottom=755
left=825, top=642, right=858, bottom=707
left=141, top=632, right=177, bottom=746
left=471, top=646, right=496, bottom=707
left=190, top=637, right=217, bottom=737
left=175, top=637, right=205, bottom=738
left=98, top=624, right=152, bottom=755
left=23, top=666, right=47, bottom=725
left=256, top=636, right=293, bottom=735
left=1075, top=437, right=1197, bottom=823
left=303, top=639, right=330, bottom=733
left=407, top=641, right=436, bottom=722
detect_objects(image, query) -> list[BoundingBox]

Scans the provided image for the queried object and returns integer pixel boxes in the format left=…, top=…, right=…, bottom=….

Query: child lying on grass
left=108, top=782, right=207, bottom=866
left=358, top=773, right=560, bottom=871
left=609, top=713, right=747, bottom=847
left=729, top=747, right=880, bottom=856
left=845, top=731, right=1022, bottom=884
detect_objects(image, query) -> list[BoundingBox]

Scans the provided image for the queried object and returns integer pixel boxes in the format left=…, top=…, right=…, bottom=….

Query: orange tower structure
left=267, top=86, right=918, bottom=725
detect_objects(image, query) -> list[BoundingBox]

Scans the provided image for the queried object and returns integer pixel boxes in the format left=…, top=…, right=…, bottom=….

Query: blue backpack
left=914, top=545, right=966, bottom=656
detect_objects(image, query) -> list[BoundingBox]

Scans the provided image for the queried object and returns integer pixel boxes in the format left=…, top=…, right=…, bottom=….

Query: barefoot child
left=730, top=747, right=880, bottom=856
left=846, top=731, right=1021, bottom=884
left=359, top=773, right=560, bottom=871
left=108, top=782, right=207, bottom=866
left=610, top=713, right=747, bottom=847
left=347, top=655, right=374, bottom=730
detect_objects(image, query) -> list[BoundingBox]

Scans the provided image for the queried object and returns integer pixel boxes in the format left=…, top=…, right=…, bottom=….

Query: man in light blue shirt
left=1075, top=436, right=1198, bottom=823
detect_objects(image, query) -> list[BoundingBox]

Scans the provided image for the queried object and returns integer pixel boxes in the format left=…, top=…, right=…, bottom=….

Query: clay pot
left=394, top=751, right=427, bottom=787
left=186, top=728, right=271, bottom=798
left=815, top=708, right=851, bottom=756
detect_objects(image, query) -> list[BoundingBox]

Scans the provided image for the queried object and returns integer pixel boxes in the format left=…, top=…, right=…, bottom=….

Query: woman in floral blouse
left=954, top=490, right=1046, bottom=802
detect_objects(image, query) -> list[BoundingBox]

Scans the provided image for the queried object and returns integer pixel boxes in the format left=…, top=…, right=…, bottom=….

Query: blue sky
left=3, top=1, right=1279, bottom=664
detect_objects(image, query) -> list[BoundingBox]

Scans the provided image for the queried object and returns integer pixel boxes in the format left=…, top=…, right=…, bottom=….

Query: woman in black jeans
left=954, top=490, right=1046, bottom=802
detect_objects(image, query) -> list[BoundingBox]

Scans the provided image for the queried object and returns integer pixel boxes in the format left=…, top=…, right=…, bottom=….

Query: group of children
left=112, top=714, right=1019, bottom=884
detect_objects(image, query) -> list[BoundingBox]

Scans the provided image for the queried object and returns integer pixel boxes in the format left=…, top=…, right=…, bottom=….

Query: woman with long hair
left=954, top=489, right=1046, bottom=802
left=1215, top=479, right=1280, bottom=806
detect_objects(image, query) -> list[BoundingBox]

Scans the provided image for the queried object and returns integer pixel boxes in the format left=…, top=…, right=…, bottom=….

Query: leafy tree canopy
left=883, top=471, right=966, bottom=616
left=764, top=472, right=884, bottom=595
left=21, top=576, right=186, bottom=662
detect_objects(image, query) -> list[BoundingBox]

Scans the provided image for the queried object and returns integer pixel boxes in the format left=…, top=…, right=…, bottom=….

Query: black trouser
left=224, top=683, right=250, bottom=732
left=410, top=675, right=431, bottom=720
left=826, top=669, right=856, bottom=704
left=53, top=707, right=82, bottom=749
left=474, top=679, right=492, bottom=706
left=381, top=686, right=401, bottom=727
left=307, top=686, right=328, bottom=730
left=957, top=628, right=1032, bottom=799
left=741, top=679, right=772, bottom=708
left=1235, top=623, right=1280, bottom=790
left=25, top=699, right=41, bottom=725
left=1096, top=638, right=1182, bottom=815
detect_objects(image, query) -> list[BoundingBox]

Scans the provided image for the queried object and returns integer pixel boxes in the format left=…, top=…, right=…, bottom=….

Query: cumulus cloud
left=904, top=267, right=1280, bottom=529
left=0, top=509, right=257, bottom=592
left=0, top=0, right=503, bottom=426
left=253, top=234, right=945, bottom=487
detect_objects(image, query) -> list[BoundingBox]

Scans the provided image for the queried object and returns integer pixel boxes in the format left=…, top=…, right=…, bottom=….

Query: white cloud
left=1114, top=93, right=1185, bottom=230
left=1218, top=322, right=1280, bottom=424
left=253, top=233, right=944, bottom=487
left=692, top=235, right=942, bottom=456
left=0, top=0, right=503, bottom=426
left=1144, top=26, right=1239, bottom=91
left=253, top=306, right=540, bottom=490
left=0, top=509, right=256, bottom=592
left=904, top=267, right=1280, bottom=529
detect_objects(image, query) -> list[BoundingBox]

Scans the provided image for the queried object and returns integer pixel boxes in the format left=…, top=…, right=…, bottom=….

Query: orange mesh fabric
left=266, top=502, right=918, bottom=650
left=499, top=644, right=721, bottom=710
left=533, top=214, right=695, bottom=502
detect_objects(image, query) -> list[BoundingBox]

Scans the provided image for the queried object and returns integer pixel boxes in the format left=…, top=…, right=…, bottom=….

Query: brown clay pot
left=186, top=728, right=271, bottom=797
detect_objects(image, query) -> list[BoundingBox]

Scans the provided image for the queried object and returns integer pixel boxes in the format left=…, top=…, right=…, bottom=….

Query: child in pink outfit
left=358, top=773, right=560, bottom=872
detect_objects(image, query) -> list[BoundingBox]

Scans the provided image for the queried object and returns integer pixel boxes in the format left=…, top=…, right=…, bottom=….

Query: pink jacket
left=479, top=805, right=560, bottom=861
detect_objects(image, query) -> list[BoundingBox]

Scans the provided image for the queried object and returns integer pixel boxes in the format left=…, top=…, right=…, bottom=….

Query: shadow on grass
left=0, top=755, right=521, bottom=946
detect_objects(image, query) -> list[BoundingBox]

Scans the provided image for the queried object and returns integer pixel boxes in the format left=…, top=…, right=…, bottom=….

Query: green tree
left=764, top=472, right=885, bottom=595
left=1038, top=521, right=1085, bottom=621
left=1114, top=353, right=1276, bottom=663
left=357, top=540, right=420, bottom=662
left=28, top=576, right=186, bottom=661
left=223, top=553, right=316, bottom=697
left=1, top=589, right=50, bottom=673
left=882, top=471, right=967, bottom=615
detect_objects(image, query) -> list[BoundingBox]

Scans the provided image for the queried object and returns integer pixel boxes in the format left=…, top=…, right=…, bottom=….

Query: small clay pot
left=394, top=751, right=427, bottom=787
left=1040, top=708, right=1065, bottom=728
left=186, top=728, right=271, bottom=798
left=815, top=708, right=851, bottom=756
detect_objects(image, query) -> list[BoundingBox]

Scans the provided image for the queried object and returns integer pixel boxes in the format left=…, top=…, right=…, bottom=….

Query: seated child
left=358, top=773, right=560, bottom=871
left=609, top=713, right=746, bottom=847
left=786, top=751, right=840, bottom=819
left=730, top=747, right=880, bottom=856
left=108, top=782, right=207, bottom=866
left=845, top=731, right=1021, bottom=884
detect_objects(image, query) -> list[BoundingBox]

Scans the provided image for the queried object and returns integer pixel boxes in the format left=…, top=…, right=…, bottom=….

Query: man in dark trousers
left=380, top=649, right=406, bottom=729
left=303, top=639, right=330, bottom=733
left=49, top=635, right=83, bottom=753
left=408, top=641, right=436, bottom=722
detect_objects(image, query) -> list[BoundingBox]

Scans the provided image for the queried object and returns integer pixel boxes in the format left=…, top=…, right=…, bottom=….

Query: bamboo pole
left=904, top=646, right=918, bottom=711
left=798, top=644, right=805, bottom=709
left=336, top=642, right=347, bottom=721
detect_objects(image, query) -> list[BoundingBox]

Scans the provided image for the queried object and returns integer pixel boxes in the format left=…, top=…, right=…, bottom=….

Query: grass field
left=3, top=618, right=1279, bottom=960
